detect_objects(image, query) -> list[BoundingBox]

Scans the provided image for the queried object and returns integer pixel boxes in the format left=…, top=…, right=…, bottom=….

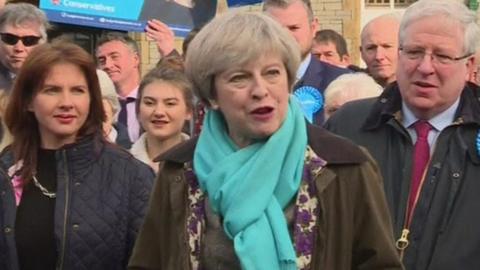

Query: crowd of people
left=0, top=0, right=479, bottom=269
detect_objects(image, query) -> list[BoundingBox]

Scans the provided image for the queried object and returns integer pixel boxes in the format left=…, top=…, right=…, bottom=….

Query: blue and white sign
left=227, top=0, right=262, bottom=6
left=40, top=0, right=216, bottom=37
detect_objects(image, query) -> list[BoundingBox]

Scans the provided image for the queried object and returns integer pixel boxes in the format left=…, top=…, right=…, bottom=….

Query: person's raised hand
left=145, top=19, right=175, bottom=56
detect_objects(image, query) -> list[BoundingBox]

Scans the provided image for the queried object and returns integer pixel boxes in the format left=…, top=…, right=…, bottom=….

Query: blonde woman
left=130, top=65, right=193, bottom=173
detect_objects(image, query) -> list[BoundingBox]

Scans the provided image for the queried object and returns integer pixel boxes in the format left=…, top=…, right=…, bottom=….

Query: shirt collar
left=402, top=97, right=460, bottom=131
left=296, top=54, right=311, bottom=81
left=120, top=86, right=139, bottom=100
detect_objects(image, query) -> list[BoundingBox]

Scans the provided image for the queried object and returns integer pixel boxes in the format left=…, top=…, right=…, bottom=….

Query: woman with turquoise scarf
left=129, top=11, right=402, bottom=270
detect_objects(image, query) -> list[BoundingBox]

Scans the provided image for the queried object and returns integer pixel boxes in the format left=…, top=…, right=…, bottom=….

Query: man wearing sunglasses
left=0, top=3, right=49, bottom=91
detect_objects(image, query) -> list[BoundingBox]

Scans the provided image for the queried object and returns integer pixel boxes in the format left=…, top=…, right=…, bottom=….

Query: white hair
left=399, top=0, right=480, bottom=55
left=324, top=73, right=383, bottom=119
left=97, top=69, right=119, bottom=123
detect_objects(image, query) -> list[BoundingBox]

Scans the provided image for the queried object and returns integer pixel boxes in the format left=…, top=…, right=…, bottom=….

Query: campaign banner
left=40, top=0, right=216, bottom=37
left=226, top=0, right=262, bottom=7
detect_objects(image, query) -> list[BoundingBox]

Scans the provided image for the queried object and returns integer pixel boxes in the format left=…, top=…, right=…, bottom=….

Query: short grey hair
left=0, top=3, right=50, bottom=42
left=399, top=0, right=480, bottom=55
left=185, top=11, right=301, bottom=106
left=324, top=73, right=382, bottom=118
left=262, top=0, right=314, bottom=22
left=97, top=69, right=120, bottom=123
left=96, top=32, right=140, bottom=55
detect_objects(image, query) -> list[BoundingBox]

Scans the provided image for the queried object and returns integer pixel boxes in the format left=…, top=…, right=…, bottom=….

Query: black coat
left=0, top=134, right=155, bottom=270
left=325, top=83, right=480, bottom=270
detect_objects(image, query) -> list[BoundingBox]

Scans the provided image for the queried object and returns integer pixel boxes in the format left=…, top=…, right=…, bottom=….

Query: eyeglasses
left=399, top=46, right=472, bottom=65
left=0, top=33, right=42, bottom=47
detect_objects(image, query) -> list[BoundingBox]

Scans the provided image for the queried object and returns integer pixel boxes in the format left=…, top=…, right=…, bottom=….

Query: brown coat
left=128, top=124, right=403, bottom=270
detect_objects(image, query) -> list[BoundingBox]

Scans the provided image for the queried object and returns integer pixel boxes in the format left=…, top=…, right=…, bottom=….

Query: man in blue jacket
left=263, top=0, right=349, bottom=125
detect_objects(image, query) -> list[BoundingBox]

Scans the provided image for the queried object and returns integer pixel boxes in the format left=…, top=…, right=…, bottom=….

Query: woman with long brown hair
left=0, top=41, right=154, bottom=270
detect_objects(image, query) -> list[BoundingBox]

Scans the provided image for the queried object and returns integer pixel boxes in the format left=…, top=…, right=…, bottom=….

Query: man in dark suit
left=263, top=0, right=349, bottom=125
left=139, top=0, right=216, bottom=29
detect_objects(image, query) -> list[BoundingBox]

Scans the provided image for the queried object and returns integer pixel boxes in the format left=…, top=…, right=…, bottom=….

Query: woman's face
left=28, top=63, right=91, bottom=149
left=213, top=54, right=290, bottom=148
left=138, top=80, right=191, bottom=141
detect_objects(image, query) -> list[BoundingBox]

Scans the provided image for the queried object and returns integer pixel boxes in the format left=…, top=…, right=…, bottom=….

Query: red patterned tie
left=408, top=120, right=432, bottom=215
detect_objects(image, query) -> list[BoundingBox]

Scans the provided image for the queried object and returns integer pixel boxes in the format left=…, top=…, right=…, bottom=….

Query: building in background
left=7, top=0, right=478, bottom=72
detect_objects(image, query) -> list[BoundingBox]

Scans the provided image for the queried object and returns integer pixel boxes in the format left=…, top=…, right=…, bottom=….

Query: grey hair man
left=96, top=32, right=141, bottom=142
left=360, top=13, right=401, bottom=87
left=0, top=3, right=49, bottom=91
left=326, top=0, right=480, bottom=269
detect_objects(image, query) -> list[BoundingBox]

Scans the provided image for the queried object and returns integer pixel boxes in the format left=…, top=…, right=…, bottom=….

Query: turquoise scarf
left=194, top=96, right=308, bottom=270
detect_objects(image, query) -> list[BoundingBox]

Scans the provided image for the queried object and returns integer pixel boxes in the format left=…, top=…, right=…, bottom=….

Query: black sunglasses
left=0, top=33, right=41, bottom=47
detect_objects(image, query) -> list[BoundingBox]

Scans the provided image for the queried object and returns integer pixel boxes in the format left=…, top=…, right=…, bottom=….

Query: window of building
left=365, top=0, right=416, bottom=8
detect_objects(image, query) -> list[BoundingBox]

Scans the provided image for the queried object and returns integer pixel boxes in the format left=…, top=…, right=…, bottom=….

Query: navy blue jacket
left=0, top=135, right=155, bottom=270
left=294, top=56, right=350, bottom=125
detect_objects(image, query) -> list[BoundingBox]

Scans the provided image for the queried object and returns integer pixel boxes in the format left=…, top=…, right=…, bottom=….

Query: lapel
left=294, top=57, right=325, bottom=91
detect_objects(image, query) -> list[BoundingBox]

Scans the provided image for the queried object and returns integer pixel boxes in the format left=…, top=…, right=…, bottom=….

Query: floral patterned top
left=185, top=146, right=327, bottom=270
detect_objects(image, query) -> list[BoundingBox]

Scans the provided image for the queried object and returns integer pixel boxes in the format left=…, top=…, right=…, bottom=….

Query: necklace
left=32, top=175, right=56, bottom=199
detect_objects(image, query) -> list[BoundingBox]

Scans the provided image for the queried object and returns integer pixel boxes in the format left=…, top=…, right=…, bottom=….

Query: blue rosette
left=477, top=129, right=480, bottom=157
left=294, top=86, right=324, bottom=123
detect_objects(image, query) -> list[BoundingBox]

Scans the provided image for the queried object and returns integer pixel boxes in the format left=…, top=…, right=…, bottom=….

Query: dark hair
left=182, top=27, right=201, bottom=57
left=262, top=0, right=314, bottom=22
left=4, top=41, right=105, bottom=181
left=136, top=65, right=194, bottom=115
left=314, top=29, right=349, bottom=57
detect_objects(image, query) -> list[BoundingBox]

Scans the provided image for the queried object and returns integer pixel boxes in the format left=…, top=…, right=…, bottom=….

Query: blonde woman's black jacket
left=325, top=82, right=480, bottom=270
left=0, top=134, right=155, bottom=270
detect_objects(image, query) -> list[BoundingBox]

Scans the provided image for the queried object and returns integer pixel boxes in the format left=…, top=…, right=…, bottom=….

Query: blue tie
left=118, top=97, right=135, bottom=127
